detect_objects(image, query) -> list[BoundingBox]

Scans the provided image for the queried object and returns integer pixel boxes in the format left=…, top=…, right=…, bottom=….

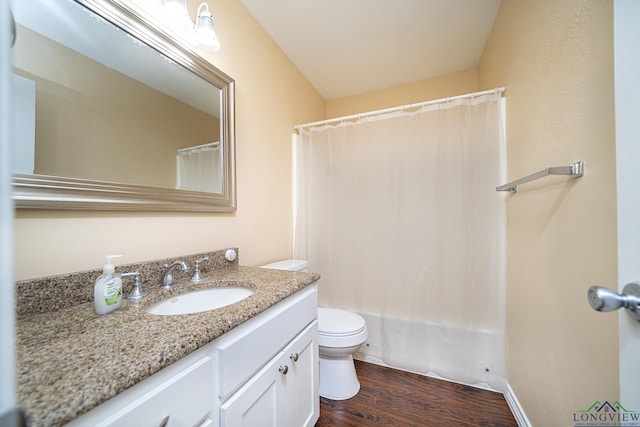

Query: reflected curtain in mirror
left=176, top=141, right=223, bottom=193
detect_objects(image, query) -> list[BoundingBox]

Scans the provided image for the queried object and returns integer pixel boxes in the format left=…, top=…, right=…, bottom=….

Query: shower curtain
left=176, top=142, right=222, bottom=193
left=294, top=93, right=507, bottom=390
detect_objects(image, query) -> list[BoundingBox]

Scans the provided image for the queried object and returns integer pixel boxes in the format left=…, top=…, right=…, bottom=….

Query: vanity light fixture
left=152, top=0, right=221, bottom=52
left=161, top=0, right=193, bottom=33
left=193, top=3, right=221, bottom=52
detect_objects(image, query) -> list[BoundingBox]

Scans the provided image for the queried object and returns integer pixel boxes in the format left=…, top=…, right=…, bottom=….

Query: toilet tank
left=260, top=259, right=308, bottom=272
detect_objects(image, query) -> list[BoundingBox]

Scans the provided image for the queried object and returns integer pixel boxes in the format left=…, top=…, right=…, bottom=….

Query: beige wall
left=478, top=0, right=618, bottom=424
left=13, top=0, right=325, bottom=280
left=326, top=67, right=478, bottom=119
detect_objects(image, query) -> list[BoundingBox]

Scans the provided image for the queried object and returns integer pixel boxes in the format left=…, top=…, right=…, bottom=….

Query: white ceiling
left=240, top=0, right=502, bottom=100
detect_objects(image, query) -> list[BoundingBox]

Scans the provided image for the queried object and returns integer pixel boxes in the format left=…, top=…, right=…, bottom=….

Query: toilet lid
left=318, top=307, right=366, bottom=336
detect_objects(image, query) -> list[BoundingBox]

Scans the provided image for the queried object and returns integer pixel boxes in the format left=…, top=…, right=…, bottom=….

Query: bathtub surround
left=294, top=92, right=507, bottom=390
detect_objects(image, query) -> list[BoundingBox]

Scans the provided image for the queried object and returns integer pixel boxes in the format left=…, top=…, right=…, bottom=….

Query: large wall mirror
left=11, top=0, right=236, bottom=211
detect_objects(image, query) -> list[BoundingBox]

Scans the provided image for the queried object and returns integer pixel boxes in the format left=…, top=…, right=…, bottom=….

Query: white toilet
left=260, top=259, right=368, bottom=400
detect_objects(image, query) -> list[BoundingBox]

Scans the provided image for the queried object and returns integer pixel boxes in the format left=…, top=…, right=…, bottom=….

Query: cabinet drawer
left=216, top=286, right=317, bottom=398
left=69, top=356, right=214, bottom=427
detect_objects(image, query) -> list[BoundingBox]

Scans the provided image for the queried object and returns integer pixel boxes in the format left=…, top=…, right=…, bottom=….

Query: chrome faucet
left=160, top=261, right=189, bottom=290
left=189, top=256, right=209, bottom=283
left=121, top=271, right=149, bottom=301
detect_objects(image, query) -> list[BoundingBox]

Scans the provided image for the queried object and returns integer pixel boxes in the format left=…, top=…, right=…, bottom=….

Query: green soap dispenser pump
left=94, top=255, right=123, bottom=315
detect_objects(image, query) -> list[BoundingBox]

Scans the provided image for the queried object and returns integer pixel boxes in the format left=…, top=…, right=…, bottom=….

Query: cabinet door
left=285, top=321, right=319, bottom=427
left=220, top=321, right=319, bottom=427
left=220, top=352, right=287, bottom=427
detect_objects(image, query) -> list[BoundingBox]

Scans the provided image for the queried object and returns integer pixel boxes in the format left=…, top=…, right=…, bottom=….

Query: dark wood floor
left=316, top=360, right=518, bottom=427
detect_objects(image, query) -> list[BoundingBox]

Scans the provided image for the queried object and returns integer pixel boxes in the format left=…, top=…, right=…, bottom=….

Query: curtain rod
left=294, top=86, right=506, bottom=131
left=177, top=141, right=220, bottom=153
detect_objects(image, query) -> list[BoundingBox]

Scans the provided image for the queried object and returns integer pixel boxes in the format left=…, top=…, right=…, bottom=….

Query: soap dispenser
left=94, top=255, right=123, bottom=315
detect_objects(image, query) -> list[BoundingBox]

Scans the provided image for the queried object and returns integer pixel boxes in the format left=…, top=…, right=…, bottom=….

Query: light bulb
left=162, top=0, right=193, bottom=33
left=194, top=3, right=221, bottom=52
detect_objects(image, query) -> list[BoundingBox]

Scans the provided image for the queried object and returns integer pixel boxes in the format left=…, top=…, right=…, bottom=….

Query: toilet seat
left=317, top=307, right=368, bottom=399
left=318, top=307, right=368, bottom=348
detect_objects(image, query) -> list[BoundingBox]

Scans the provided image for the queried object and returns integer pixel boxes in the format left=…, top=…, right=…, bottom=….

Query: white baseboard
left=503, top=383, right=531, bottom=427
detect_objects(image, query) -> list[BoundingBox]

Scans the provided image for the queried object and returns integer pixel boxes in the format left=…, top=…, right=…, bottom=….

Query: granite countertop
left=16, top=265, right=320, bottom=427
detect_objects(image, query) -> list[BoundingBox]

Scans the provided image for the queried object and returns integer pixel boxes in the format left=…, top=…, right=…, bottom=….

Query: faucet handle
left=121, top=272, right=149, bottom=301
left=160, top=261, right=189, bottom=290
left=189, top=257, right=209, bottom=283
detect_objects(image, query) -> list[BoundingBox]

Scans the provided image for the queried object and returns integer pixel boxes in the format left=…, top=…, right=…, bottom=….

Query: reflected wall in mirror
left=11, top=0, right=236, bottom=211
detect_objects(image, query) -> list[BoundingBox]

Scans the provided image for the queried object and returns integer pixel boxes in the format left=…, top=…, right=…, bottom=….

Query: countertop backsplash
left=15, top=248, right=239, bottom=318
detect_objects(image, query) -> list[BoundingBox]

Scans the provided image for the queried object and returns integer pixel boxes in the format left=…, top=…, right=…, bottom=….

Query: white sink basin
left=147, top=287, right=254, bottom=316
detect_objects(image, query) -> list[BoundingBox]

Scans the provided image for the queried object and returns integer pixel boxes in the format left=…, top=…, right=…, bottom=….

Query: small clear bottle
left=94, top=255, right=123, bottom=315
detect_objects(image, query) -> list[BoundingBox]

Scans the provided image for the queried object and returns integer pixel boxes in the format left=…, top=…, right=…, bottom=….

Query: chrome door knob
left=588, top=286, right=627, bottom=311
left=587, top=282, right=640, bottom=322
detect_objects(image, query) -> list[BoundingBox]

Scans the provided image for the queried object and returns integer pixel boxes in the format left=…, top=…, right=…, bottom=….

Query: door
left=615, top=0, right=640, bottom=410
left=0, top=1, right=17, bottom=420
left=285, top=322, right=319, bottom=427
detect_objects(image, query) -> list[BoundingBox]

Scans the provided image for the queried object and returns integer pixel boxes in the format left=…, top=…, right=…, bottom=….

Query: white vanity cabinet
left=67, top=285, right=318, bottom=427
left=65, top=352, right=216, bottom=427
left=220, top=321, right=318, bottom=427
